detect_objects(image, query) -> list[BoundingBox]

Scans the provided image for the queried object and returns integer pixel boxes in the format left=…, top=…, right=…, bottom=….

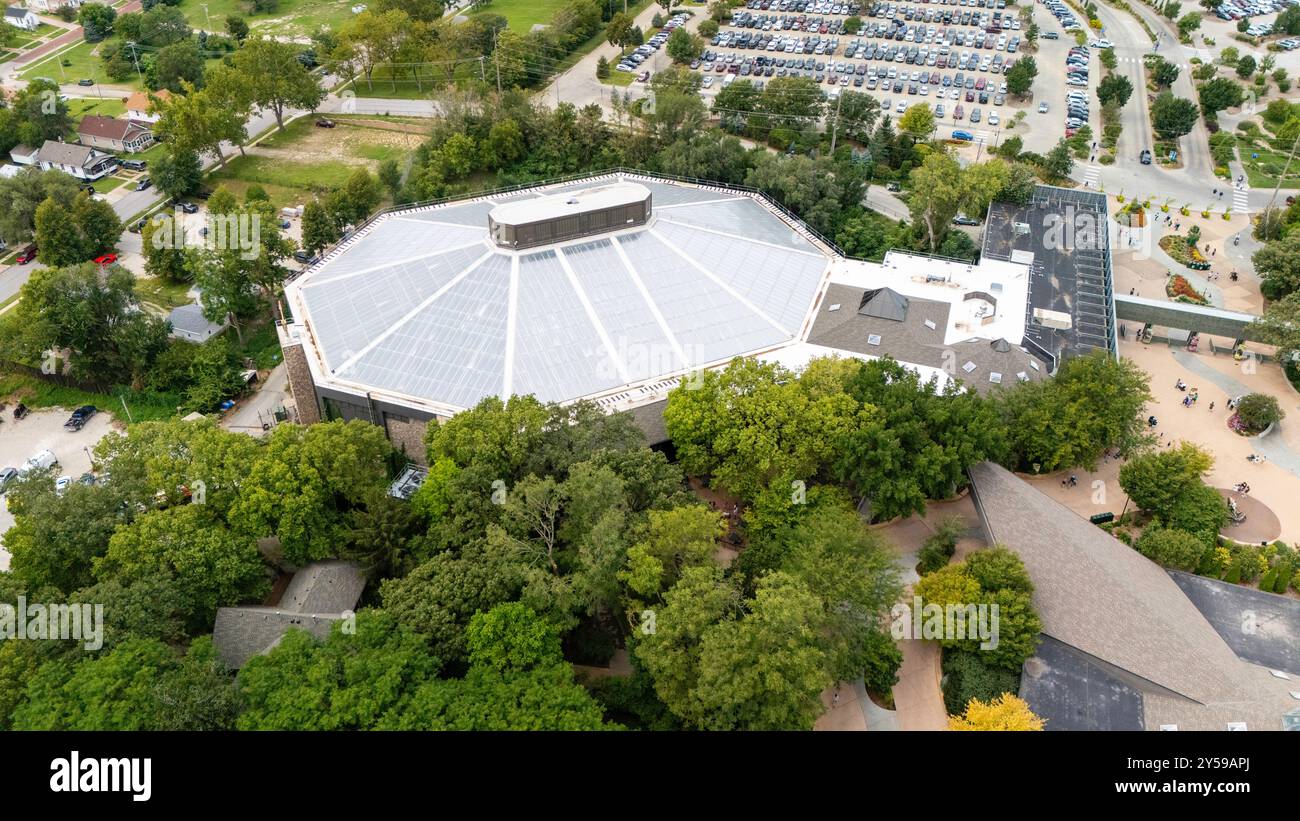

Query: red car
left=16, top=244, right=37, bottom=265
left=94, top=254, right=117, bottom=266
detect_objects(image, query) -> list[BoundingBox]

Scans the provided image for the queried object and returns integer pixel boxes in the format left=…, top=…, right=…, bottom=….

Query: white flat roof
left=827, top=250, right=1031, bottom=347
left=488, top=181, right=651, bottom=227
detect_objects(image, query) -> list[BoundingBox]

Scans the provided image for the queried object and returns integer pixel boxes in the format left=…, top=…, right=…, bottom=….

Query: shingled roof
left=968, top=460, right=1244, bottom=704
left=212, top=560, right=365, bottom=669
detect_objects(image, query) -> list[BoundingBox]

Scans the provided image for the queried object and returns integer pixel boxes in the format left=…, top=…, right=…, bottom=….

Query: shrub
left=1235, top=393, right=1284, bottom=432
left=1135, top=527, right=1207, bottom=572
left=941, top=649, right=1021, bottom=716
left=917, top=517, right=965, bottom=574
left=1224, top=559, right=1242, bottom=584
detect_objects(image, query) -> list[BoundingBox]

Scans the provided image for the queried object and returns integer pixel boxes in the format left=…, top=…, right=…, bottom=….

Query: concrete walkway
left=892, top=639, right=947, bottom=731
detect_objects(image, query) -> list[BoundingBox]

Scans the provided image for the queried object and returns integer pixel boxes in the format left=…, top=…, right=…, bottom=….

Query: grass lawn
left=131, top=141, right=170, bottom=167
left=0, top=249, right=22, bottom=266
left=20, top=40, right=142, bottom=90
left=92, top=175, right=129, bottom=193
left=183, top=0, right=356, bottom=38
left=65, top=96, right=128, bottom=120
left=134, top=276, right=195, bottom=311
left=236, top=322, right=284, bottom=371
left=472, top=0, right=573, bottom=31
left=0, top=372, right=184, bottom=423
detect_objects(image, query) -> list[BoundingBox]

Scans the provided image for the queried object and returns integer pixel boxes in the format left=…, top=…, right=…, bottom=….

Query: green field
left=472, top=0, right=569, bottom=31
left=183, top=0, right=356, bottom=37
left=66, top=97, right=128, bottom=120
left=135, top=276, right=196, bottom=311
left=21, top=40, right=143, bottom=90
left=0, top=373, right=183, bottom=424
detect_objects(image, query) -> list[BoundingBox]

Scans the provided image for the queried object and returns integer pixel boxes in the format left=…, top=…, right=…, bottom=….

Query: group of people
left=1234, top=482, right=1252, bottom=495
left=1174, top=379, right=1202, bottom=408
left=1060, top=474, right=1079, bottom=488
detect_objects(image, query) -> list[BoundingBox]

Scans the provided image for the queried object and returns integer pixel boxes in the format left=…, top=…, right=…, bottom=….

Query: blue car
left=951, top=130, right=974, bottom=141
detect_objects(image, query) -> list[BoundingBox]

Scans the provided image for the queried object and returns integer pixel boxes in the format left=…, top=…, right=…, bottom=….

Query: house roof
left=35, top=140, right=106, bottom=168
left=211, top=560, right=365, bottom=669
left=971, top=461, right=1300, bottom=730
left=4, top=6, right=33, bottom=18
left=167, top=302, right=223, bottom=337
left=968, top=460, right=1246, bottom=704
left=278, top=560, right=366, bottom=614
left=8, top=143, right=35, bottom=159
left=124, top=89, right=170, bottom=113
left=808, top=284, right=1046, bottom=392
left=858, top=287, right=910, bottom=321
left=77, top=114, right=150, bottom=142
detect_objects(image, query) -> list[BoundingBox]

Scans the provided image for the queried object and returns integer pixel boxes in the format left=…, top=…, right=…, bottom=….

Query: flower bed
left=1158, top=235, right=1212, bottom=270
left=1166, top=274, right=1209, bottom=304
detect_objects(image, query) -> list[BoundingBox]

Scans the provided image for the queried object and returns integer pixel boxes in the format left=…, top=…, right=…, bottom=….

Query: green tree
left=1119, top=442, right=1214, bottom=522
left=227, top=37, right=326, bottom=131
left=153, top=81, right=247, bottom=169
left=1236, top=54, right=1256, bottom=79
left=96, top=505, right=269, bottom=627
left=1135, top=527, right=1207, bottom=571
left=237, top=611, right=441, bottom=730
left=226, top=14, right=249, bottom=41
left=150, top=146, right=202, bottom=200
left=34, top=198, right=86, bottom=267
left=1005, top=55, right=1037, bottom=97
left=908, top=151, right=964, bottom=250
left=0, top=168, right=80, bottom=243
left=898, top=102, right=936, bottom=139
left=1177, top=11, right=1202, bottom=38
left=998, top=350, right=1153, bottom=472
left=79, top=3, right=117, bottom=41
left=1198, top=77, right=1245, bottom=115
left=666, top=26, right=704, bottom=63
left=1042, top=137, right=1074, bottom=178
left=153, top=39, right=205, bottom=92
left=1150, top=56, right=1180, bottom=88
left=1097, top=74, right=1133, bottom=108
left=300, top=199, right=338, bottom=255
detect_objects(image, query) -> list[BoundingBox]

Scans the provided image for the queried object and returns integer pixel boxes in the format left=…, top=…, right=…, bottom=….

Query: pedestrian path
left=1233, top=184, right=1250, bottom=215
left=1082, top=164, right=1102, bottom=189
left=1117, top=56, right=1191, bottom=71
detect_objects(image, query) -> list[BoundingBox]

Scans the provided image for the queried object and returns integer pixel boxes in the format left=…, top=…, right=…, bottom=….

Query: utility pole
left=493, top=29, right=502, bottom=95
left=829, top=89, right=844, bottom=153
left=127, top=41, right=143, bottom=83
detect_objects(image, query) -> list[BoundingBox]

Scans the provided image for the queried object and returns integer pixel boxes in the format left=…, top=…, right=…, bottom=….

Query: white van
left=20, top=449, right=57, bottom=475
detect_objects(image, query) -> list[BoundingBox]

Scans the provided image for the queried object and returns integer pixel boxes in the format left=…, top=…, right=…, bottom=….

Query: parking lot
left=689, top=0, right=1089, bottom=151
left=0, top=407, right=113, bottom=571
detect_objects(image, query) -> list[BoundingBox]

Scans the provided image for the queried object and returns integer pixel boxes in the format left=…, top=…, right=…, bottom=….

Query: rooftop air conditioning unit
left=1013, top=221, right=1031, bottom=235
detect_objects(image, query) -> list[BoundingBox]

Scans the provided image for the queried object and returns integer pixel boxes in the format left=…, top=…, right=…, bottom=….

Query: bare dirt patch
left=250, top=122, right=424, bottom=170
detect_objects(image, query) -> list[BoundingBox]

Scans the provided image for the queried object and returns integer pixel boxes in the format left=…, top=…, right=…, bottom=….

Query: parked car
left=77, top=78, right=94, bottom=86
left=951, top=129, right=974, bottom=141
left=120, top=159, right=147, bottom=171
left=94, top=254, right=117, bottom=266
left=64, top=405, right=97, bottom=431
left=16, top=244, right=37, bottom=265
left=1140, top=149, right=1153, bottom=165
left=134, top=177, right=152, bottom=191
left=953, top=213, right=980, bottom=225
left=20, top=449, right=58, bottom=476
left=294, top=249, right=320, bottom=265
left=0, top=467, right=17, bottom=494
left=55, top=476, right=72, bottom=496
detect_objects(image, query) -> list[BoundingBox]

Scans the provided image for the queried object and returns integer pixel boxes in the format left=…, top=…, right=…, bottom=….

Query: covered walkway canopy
left=1114, top=294, right=1260, bottom=340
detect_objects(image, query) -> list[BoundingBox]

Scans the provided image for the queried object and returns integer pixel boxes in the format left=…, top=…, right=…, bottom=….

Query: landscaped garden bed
left=1165, top=273, right=1210, bottom=304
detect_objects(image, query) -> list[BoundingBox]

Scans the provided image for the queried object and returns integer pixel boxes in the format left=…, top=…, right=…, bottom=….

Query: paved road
left=221, top=362, right=289, bottom=435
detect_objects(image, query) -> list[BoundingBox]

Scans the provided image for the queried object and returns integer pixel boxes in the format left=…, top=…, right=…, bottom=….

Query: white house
left=25, top=0, right=82, bottom=12
left=13, top=140, right=117, bottom=181
left=3, top=6, right=39, bottom=30
left=124, top=89, right=171, bottom=124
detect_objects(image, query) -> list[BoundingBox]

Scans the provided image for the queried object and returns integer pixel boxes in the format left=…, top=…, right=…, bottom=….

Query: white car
left=1089, top=39, right=1114, bottom=49
left=896, top=100, right=909, bottom=112
left=54, top=476, right=72, bottom=496
left=1038, top=101, right=1049, bottom=113
left=988, top=112, right=1000, bottom=126
left=702, top=76, right=714, bottom=88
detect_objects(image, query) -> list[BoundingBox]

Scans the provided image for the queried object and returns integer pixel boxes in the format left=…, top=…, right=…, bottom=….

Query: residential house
left=124, top=89, right=171, bottom=124
left=212, top=561, right=367, bottom=669
left=25, top=0, right=82, bottom=12
left=167, top=302, right=227, bottom=343
left=12, top=140, right=117, bottom=181
left=3, top=6, right=38, bottom=30
left=77, top=114, right=154, bottom=153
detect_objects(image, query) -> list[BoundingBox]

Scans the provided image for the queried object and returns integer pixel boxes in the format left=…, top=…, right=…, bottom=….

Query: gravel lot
left=0, top=407, right=115, bottom=572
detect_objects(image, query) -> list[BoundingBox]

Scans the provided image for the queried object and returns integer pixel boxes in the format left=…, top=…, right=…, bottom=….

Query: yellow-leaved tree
left=948, top=693, right=1045, bottom=731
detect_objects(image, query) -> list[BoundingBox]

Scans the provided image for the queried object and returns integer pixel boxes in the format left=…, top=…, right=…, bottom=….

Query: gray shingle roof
left=35, top=140, right=105, bottom=168
left=212, top=560, right=365, bottom=669
left=808, top=284, right=1046, bottom=392
left=167, top=302, right=223, bottom=337
left=968, top=461, right=1246, bottom=704
left=5, top=7, right=32, bottom=18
